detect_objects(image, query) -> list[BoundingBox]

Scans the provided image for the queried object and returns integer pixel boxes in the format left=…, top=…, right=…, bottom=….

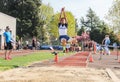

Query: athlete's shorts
left=59, top=35, right=70, bottom=42
left=5, top=42, right=13, bottom=50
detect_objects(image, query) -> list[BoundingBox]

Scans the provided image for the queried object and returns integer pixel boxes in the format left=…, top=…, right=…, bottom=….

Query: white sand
left=0, top=66, right=113, bottom=82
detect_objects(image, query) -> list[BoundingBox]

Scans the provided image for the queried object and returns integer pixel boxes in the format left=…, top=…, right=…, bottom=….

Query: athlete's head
left=105, top=35, right=109, bottom=39
left=105, top=35, right=109, bottom=38
left=5, top=26, right=10, bottom=32
left=60, top=18, right=66, bottom=24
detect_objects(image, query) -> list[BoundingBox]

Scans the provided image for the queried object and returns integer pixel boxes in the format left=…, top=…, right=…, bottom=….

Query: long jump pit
left=0, top=66, right=113, bottom=82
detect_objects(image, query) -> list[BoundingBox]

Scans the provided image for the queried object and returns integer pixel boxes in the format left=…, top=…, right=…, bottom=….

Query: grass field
left=0, top=51, right=74, bottom=71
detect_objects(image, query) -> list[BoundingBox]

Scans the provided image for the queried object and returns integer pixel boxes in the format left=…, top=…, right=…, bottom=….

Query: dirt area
left=0, top=66, right=113, bottom=82
left=88, top=53, right=120, bottom=80
left=0, top=50, right=119, bottom=82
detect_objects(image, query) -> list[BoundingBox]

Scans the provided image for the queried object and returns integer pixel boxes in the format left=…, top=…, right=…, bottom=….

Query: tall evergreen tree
left=77, top=26, right=85, bottom=36
left=78, top=8, right=120, bottom=43
left=80, top=8, right=101, bottom=31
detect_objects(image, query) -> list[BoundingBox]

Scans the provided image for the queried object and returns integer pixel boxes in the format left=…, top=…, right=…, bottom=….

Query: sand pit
left=0, top=66, right=113, bottom=82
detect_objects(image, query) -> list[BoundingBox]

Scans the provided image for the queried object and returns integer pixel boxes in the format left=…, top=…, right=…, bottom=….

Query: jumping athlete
left=58, top=7, right=69, bottom=52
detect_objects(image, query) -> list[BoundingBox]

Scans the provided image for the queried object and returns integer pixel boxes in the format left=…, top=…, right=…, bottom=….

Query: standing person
left=66, top=42, right=70, bottom=52
left=102, top=35, right=111, bottom=55
left=25, top=40, right=29, bottom=49
left=88, top=40, right=93, bottom=51
left=32, top=36, right=36, bottom=50
left=16, top=40, right=20, bottom=50
left=3, top=26, right=13, bottom=60
left=36, top=41, right=40, bottom=50
left=71, top=37, right=77, bottom=51
left=113, top=42, right=117, bottom=52
left=58, top=7, right=69, bottom=52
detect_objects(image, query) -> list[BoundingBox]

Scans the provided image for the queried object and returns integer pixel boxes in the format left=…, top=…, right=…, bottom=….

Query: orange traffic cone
left=89, top=54, right=94, bottom=62
left=54, top=54, right=58, bottom=63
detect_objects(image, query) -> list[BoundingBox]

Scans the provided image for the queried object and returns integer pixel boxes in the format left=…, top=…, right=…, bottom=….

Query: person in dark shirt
left=32, top=36, right=36, bottom=50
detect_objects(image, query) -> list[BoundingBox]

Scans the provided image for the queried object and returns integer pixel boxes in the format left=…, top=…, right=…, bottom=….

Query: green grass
left=0, top=51, right=74, bottom=71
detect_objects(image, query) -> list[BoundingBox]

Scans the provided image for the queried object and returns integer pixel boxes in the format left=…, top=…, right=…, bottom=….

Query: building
left=0, top=12, right=16, bottom=49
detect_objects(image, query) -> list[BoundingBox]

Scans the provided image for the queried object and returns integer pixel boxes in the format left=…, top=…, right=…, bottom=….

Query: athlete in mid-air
left=58, top=7, right=69, bottom=52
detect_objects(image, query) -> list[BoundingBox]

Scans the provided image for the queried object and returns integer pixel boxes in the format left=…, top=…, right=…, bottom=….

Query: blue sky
left=42, top=0, right=114, bottom=21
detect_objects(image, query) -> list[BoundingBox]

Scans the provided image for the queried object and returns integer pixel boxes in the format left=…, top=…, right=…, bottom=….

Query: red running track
left=0, top=50, right=38, bottom=57
left=55, top=52, right=90, bottom=67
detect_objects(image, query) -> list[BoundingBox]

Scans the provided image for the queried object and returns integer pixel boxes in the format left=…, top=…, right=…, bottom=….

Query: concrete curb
left=106, top=68, right=120, bottom=82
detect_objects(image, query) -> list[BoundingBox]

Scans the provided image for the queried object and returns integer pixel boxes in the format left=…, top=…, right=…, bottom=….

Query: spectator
left=113, top=42, right=117, bottom=51
left=3, top=26, right=13, bottom=60
left=102, top=35, right=111, bottom=55
left=16, top=40, right=21, bottom=50
left=25, top=40, right=29, bottom=49
left=32, top=36, right=36, bottom=50
left=36, top=41, right=40, bottom=50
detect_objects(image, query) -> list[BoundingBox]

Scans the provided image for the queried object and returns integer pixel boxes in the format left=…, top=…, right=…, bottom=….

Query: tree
left=90, top=22, right=119, bottom=44
left=49, top=11, right=76, bottom=39
left=39, top=4, right=54, bottom=43
left=107, top=0, right=120, bottom=33
left=117, top=32, right=120, bottom=42
left=78, top=8, right=120, bottom=44
left=0, top=0, right=42, bottom=38
left=77, top=26, right=85, bottom=36
left=80, top=8, right=101, bottom=31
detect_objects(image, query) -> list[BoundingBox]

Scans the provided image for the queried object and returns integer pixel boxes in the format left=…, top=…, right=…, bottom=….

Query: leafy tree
left=90, top=22, right=119, bottom=44
left=39, top=4, right=54, bottom=43
left=106, top=0, right=120, bottom=33
left=79, top=8, right=120, bottom=44
left=49, top=11, right=76, bottom=39
left=80, top=8, right=101, bottom=31
left=117, top=32, right=120, bottom=42
left=39, top=4, right=54, bottom=25
left=90, top=29, right=102, bottom=43
left=77, top=26, right=85, bottom=36
left=0, top=0, right=42, bottom=38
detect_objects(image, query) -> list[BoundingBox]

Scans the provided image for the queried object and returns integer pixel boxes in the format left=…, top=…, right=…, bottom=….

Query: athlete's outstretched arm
left=63, top=8, right=68, bottom=23
left=59, top=8, right=63, bottom=22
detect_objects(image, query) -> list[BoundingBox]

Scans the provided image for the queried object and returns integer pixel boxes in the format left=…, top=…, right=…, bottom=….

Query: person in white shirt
left=58, top=7, right=69, bottom=42
left=58, top=7, right=70, bottom=53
